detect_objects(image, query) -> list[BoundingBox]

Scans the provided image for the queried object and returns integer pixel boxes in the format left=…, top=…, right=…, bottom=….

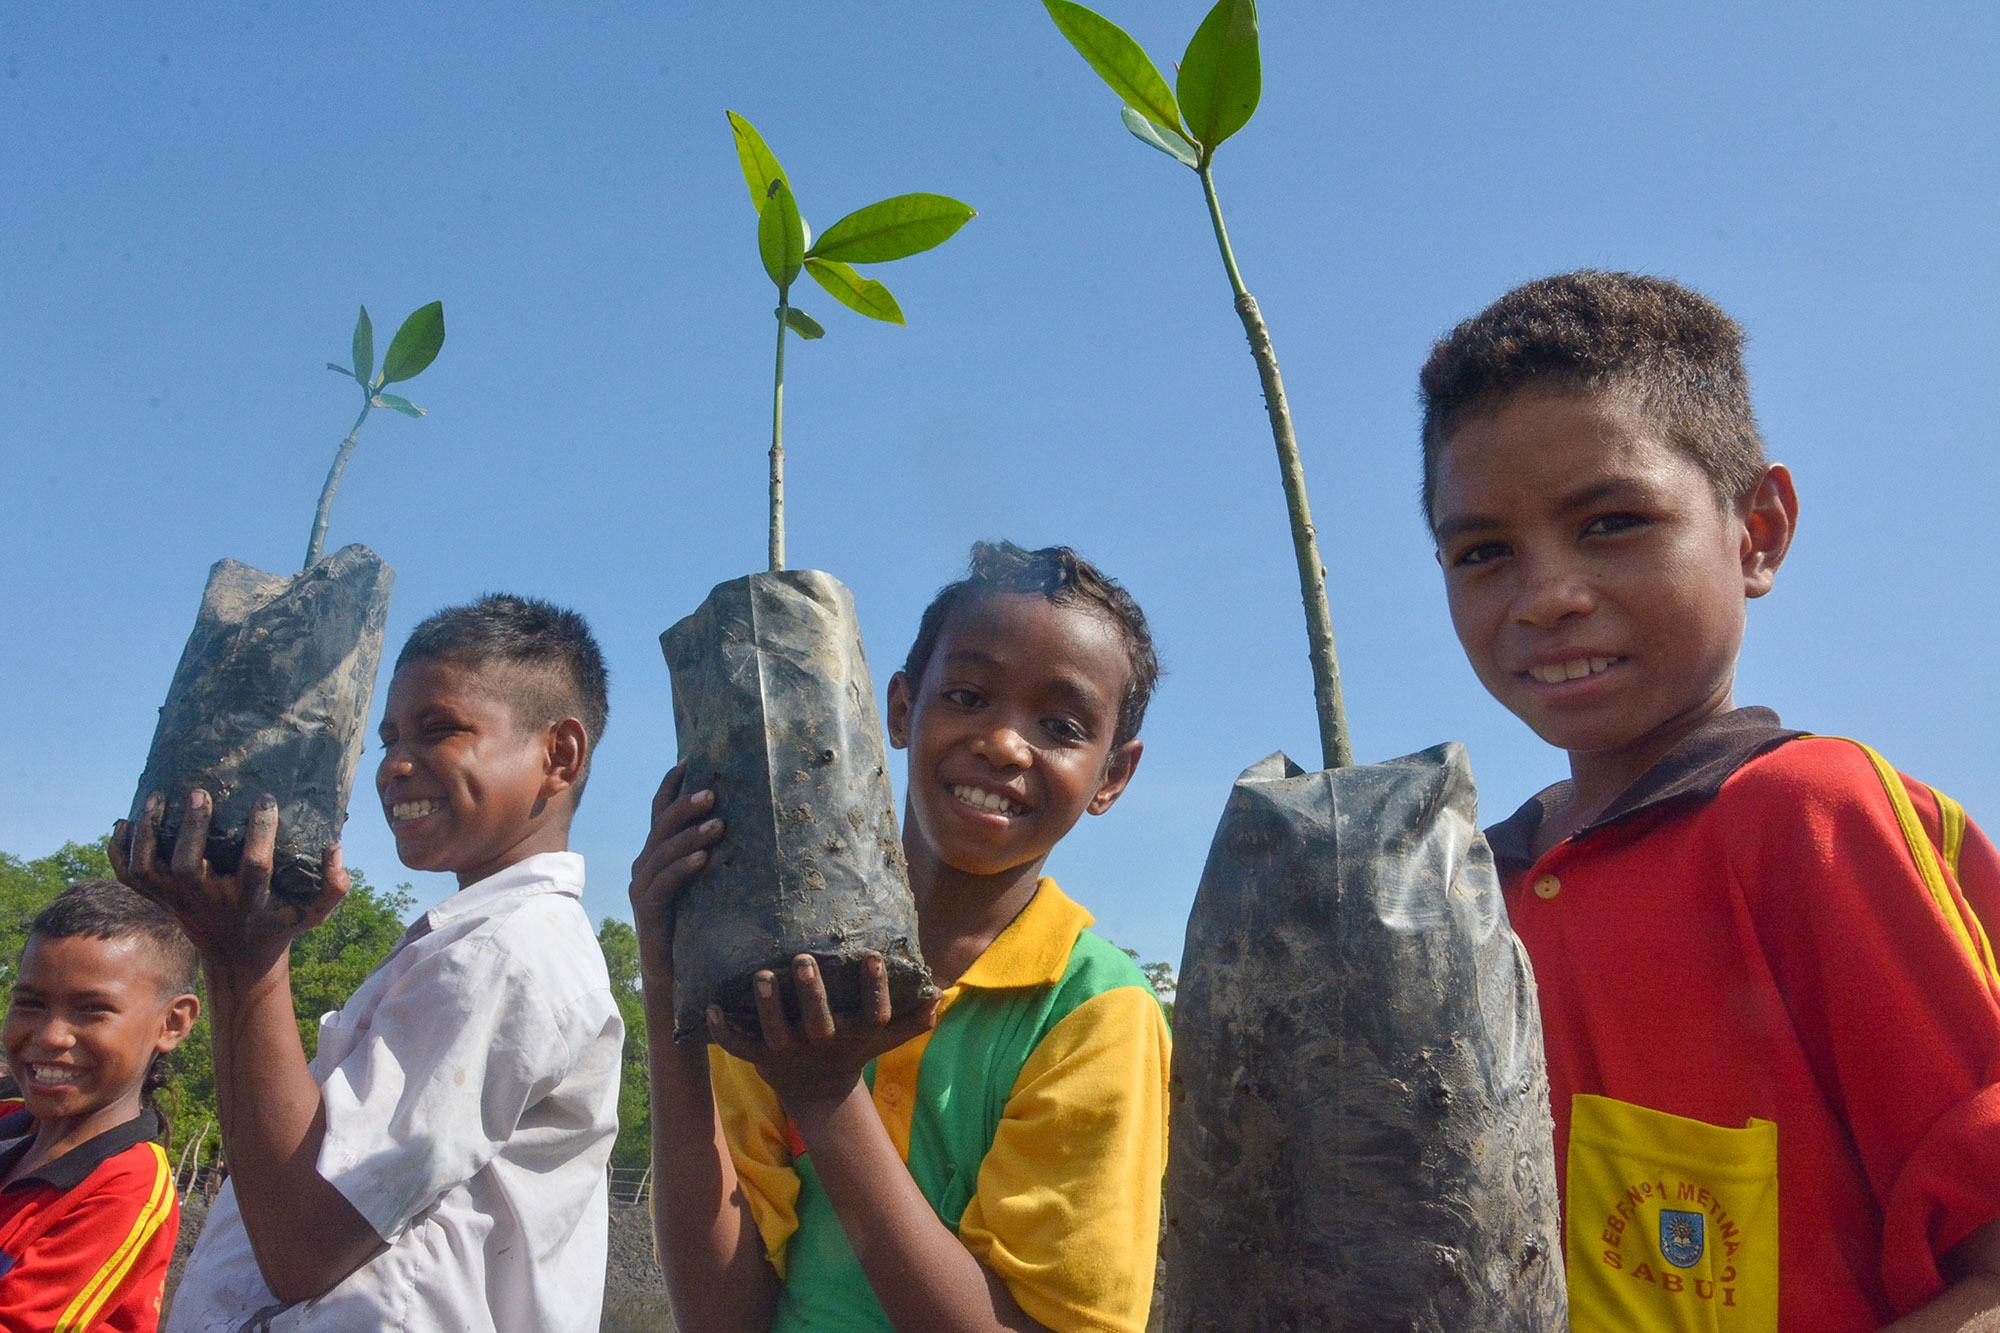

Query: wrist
left=201, top=944, right=292, bottom=999
left=783, top=1077, right=870, bottom=1141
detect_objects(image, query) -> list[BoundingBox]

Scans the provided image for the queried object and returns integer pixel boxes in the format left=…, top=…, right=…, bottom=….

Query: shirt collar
left=955, top=878, right=1095, bottom=991
left=1485, top=706, right=1802, bottom=875
left=422, top=850, right=585, bottom=931
left=0, top=1105, right=161, bottom=1193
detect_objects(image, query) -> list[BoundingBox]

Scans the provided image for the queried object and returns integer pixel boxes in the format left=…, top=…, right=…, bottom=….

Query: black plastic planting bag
left=661, top=570, right=931, bottom=1041
left=129, top=544, right=394, bottom=903
left=1165, top=743, right=1565, bottom=1331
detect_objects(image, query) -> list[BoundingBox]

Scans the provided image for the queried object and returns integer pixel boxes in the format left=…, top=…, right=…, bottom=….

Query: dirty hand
left=707, top=952, right=939, bottom=1111
left=110, top=789, right=348, bottom=967
left=628, top=761, right=724, bottom=980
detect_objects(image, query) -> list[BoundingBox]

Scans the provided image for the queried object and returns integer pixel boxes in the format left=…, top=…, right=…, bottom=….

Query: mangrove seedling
left=1044, top=0, right=1350, bottom=770
left=306, top=300, right=446, bottom=569
left=725, top=111, right=974, bottom=570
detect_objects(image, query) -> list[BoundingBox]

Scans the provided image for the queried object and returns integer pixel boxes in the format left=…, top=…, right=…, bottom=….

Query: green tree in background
left=597, top=918, right=651, bottom=1170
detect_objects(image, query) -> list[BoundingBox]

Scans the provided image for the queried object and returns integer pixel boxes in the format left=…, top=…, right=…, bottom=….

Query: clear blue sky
left=4, top=4, right=1996, bottom=969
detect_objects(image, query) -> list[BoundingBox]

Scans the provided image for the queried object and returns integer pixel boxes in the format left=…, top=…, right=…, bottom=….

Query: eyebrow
left=1433, top=478, right=1651, bottom=544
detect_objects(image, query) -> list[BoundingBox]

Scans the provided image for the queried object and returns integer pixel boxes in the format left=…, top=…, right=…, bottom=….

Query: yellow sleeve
left=707, top=1045, right=801, bottom=1277
left=956, top=985, right=1170, bottom=1333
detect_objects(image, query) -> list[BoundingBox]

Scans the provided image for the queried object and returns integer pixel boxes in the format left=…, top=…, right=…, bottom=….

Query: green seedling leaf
left=380, top=300, right=446, bottom=385
left=727, top=110, right=790, bottom=212
left=1178, top=0, right=1260, bottom=158
left=758, top=179, right=805, bottom=289
left=372, top=392, right=426, bottom=418
left=352, top=306, right=375, bottom=386
left=326, top=362, right=355, bottom=377
left=1042, top=0, right=1187, bottom=141
left=1122, top=105, right=1201, bottom=167
left=779, top=306, right=825, bottom=340
left=805, top=257, right=905, bottom=324
left=809, top=194, right=974, bottom=265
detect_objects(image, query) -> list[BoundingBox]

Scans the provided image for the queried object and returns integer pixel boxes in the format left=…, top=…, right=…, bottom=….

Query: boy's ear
left=1740, top=463, right=1799, bottom=598
left=886, top=672, right=912, bottom=751
left=542, top=717, right=589, bottom=798
left=1088, top=739, right=1144, bottom=816
left=156, top=992, right=200, bottom=1055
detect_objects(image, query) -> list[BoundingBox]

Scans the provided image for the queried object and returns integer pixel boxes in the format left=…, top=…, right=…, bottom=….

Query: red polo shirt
left=1489, top=708, right=2000, bottom=1331
left=0, top=1101, right=178, bottom=1332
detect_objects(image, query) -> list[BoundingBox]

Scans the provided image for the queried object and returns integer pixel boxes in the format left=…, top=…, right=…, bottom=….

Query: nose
left=970, top=717, right=1032, bottom=769
left=1512, top=553, right=1596, bottom=628
left=376, top=741, right=414, bottom=789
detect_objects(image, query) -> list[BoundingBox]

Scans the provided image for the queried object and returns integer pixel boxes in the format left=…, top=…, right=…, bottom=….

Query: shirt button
left=1533, top=874, right=1561, bottom=900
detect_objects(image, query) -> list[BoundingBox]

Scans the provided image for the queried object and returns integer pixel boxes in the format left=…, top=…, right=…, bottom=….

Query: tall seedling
left=309, top=301, right=447, bottom=567
left=1046, top=4, right=1566, bottom=1327
left=1045, top=0, right=1348, bottom=769
left=726, top=111, right=974, bottom=570
left=656, top=117, right=973, bottom=1040
left=129, top=304, right=444, bottom=903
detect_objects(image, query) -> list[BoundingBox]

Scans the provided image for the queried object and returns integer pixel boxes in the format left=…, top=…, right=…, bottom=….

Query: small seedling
left=306, top=301, right=446, bottom=569
left=726, top=111, right=974, bottom=571
left=1044, top=0, right=1351, bottom=769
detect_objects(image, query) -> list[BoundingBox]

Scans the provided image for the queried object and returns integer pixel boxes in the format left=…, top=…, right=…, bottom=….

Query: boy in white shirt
left=112, top=593, right=623, bottom=1331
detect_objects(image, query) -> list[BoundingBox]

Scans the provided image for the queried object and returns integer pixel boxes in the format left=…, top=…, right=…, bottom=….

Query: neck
left=11, top=1094, right=144, bottom=1185
left=904, top=824, right=1045, bottom=991
left=1547, top=686, right=1738, bottom=851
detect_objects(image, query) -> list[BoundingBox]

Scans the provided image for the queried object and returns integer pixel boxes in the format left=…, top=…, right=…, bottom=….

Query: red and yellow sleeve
left=1738, top=739, right=2000, bottom=1313
left=956, top=985, right=1171, bottom=1333
left=0, top=1142, right=178, bottom=1333
left=707, top=1045, right=802, bottom=1276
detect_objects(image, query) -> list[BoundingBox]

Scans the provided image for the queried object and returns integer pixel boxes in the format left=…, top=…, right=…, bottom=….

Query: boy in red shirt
left=0, top=878, right=200, bottom=1331
left=1422, top=270, right=2000, bottom=1330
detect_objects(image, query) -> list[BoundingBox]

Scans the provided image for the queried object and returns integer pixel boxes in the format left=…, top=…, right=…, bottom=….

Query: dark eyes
left=1451, top=541, right=1508, bottom=568
left=1582, top=512, right=1649, bottom=537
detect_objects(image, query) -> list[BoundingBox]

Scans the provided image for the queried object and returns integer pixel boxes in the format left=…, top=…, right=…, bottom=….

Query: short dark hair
left=30, top=879, right=199, bottom=997
left=27, top=879, right=200, bottom=1138
left=397, top=594, right=610, bottom=785
left=1418, top=270, right=1767, bottom=525
left=902, top=541, right=1160, bottom=748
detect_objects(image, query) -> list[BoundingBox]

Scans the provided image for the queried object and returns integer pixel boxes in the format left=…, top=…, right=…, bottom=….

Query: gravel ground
left=164, top=1196, right=675, bottom=1331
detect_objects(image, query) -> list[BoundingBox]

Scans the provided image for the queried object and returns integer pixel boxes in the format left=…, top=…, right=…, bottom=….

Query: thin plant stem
left=304, top=397, right=374, bottom=571
left=769, top=293, right=790, bottom=572
left=1200, top=163, right=1353, bottom=770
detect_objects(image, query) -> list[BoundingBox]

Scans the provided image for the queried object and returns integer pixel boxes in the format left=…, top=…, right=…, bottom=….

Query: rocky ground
left=166, top=1196, right=676, bottom=1330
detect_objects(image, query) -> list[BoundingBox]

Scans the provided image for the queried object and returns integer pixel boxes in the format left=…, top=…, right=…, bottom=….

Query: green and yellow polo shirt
left=710, top=877, right=1170, bottom=1332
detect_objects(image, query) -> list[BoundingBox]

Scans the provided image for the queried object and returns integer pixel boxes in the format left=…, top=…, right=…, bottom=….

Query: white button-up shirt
left=168, top=852, right=623, bottom=1331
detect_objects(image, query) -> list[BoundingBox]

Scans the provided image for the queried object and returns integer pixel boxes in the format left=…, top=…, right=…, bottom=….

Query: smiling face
left=3, top=934, right=195, bottom=1138
left=375, top=656, right=579, bottom=888
left=1433, top=389, right=1794, bottom=797
left=888, top=592, right=1142, bottom=884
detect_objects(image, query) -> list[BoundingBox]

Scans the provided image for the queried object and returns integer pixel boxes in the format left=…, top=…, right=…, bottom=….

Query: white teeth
left=390, top=800, right=442, bottom=822
left=950, top=785, right=1026, bottom=816
left=1529, top=657, right=1616, bottom=685
left=29, top=1064, right=80, bottom=1085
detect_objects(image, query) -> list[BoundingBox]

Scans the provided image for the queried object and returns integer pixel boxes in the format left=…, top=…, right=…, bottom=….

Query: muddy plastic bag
left=128, top=544, right=394, bottom=903
left=661, top=570, right=931, bottom=1041
left=1165, top=743, right=1565, bottom=1332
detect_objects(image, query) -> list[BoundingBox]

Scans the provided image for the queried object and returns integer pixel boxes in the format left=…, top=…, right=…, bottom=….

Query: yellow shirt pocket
left=1566, top=1094, right=1779, bottom=1332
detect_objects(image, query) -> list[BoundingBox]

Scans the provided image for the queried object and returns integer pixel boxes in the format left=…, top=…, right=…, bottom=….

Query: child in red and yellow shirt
left=0, top=879, right=200, bottom=1331
left=1422, top=270, right=2000, bottom=1330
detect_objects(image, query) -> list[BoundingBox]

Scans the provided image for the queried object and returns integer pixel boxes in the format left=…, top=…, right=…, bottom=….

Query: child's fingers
left=650, top=761, right=688, bottom=817
left=792, top=956, right=836, bottom=1043
left=629, top=820, right=721, bottom=910
left=752, top=971, right=795, bottom=1051
left=706, top=1005, right=758, bottom=1062
left=172, top=790, right=213, bottom=881
left=107, top=819, right=131, bottom=879
left=236, top=795, right=278, bottom=908
left=881, top=990, right=941, bottom=1048
left=862, top=955, right=893, bottom=1028
left=295, top=844, right=350, bottom=929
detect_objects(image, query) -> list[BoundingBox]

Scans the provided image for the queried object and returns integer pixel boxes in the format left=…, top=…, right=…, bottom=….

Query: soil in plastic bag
left=661, top=570, right=931, bottom=1042
left=129, top=545, right=394, bottom=903
left=1165, top=743, right=1565, bottom=1332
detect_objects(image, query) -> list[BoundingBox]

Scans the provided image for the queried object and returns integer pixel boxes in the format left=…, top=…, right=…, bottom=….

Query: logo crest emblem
left=1659, top=1209, right=1705, bottom=1268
